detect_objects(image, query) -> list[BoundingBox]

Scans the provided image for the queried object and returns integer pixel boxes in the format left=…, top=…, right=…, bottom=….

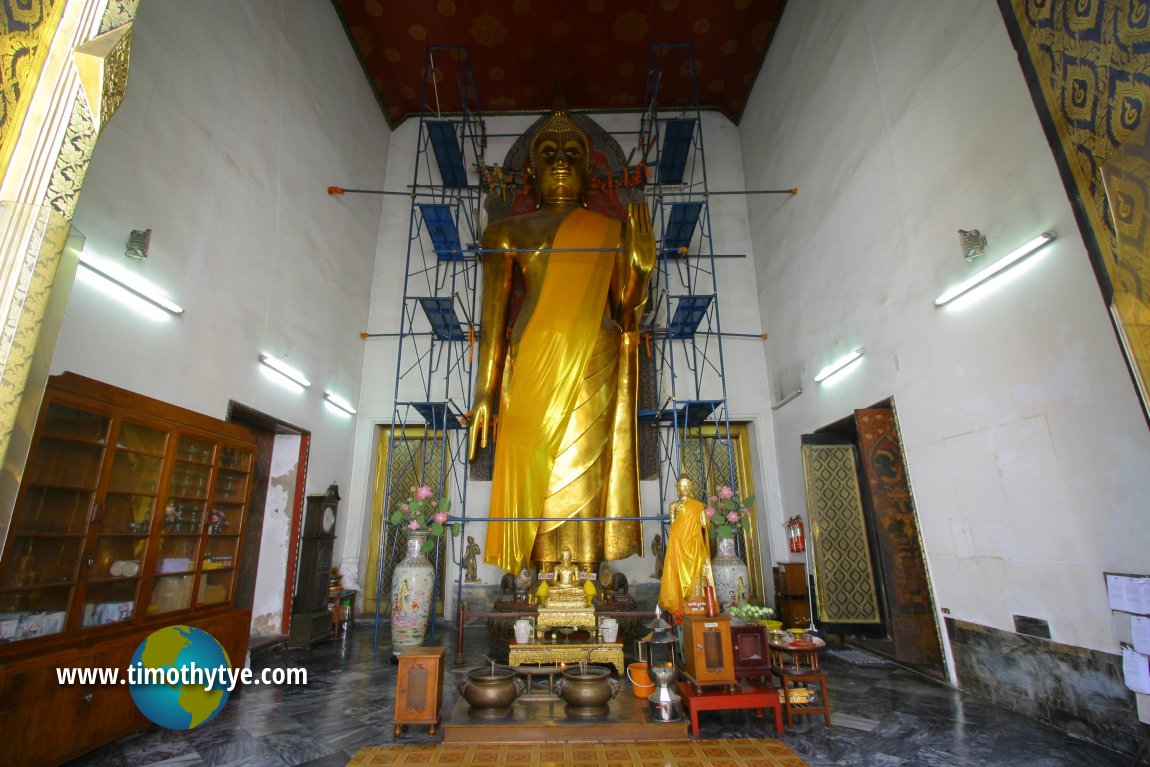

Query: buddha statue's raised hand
left=614, top=201, right=656, bottom=332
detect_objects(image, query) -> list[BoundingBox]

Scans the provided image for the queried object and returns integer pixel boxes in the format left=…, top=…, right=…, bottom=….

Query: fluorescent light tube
left=258, top=354, right=311, bottom=388
left=814, top=348, right=864, bottom=383
left=324, top=392, right=357, bottom=415
left=934, top=232, right=1056, bottom=307
left=77, top=256, right=184, bottom=315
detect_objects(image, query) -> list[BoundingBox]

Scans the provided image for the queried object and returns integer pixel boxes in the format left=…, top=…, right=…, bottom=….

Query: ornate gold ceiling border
left=0, top=0, right=138, bottom=549
left=998, top=0, right=1150, bottom=424
left=0, top=0, right=68, bottom=187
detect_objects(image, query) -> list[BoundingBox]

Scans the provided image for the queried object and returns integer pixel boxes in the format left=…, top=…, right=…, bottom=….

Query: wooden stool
left=676, top=679, right=783, bottom=737
left=776, top=667, right=831, bottom=728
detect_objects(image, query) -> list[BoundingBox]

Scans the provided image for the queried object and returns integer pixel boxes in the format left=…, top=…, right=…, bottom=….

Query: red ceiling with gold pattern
left=332, top=0, right=787, bottom=127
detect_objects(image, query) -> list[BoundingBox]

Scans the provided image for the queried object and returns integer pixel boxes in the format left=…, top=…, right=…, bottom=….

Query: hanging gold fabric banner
left=801, top=443, right=881, bottom=624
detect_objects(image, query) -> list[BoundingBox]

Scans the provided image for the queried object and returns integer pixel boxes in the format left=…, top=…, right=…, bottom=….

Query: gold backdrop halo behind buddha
left=482, top=109, right=640, bottom=226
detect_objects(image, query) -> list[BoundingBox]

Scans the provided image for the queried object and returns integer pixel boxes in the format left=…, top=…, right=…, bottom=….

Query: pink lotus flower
left=718, top=486, right=736, bottom=500
left=407, top=520, right=421, bottom=531
left=400, top=502, right=409, bottom=512
left=726, top=510, right=741, bottom=524
left=704, top=506, right=717, bottom=519
left=434, top=511, right=449, bottom=524
left=415, top=485, right=434, bottom=501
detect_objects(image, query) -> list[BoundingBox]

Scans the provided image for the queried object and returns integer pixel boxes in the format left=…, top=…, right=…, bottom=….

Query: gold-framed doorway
left=364, top=424, right=448, bottom=615
left=676, top=421, right=765, bottom=603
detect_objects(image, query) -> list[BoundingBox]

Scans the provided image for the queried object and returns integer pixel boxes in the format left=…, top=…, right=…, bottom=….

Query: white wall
left=740, top=0, right=1150, bottom=659
left=250, top=433, right=301, bottom=635
left=53, top=0, right=389, bottom=515
left=341, top=111, right=786, bottom=614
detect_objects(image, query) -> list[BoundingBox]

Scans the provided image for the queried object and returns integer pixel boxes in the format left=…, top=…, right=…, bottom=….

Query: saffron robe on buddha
left=484, top=208, right=643, bottom=572
left=658, top=496, right=711, bottom=613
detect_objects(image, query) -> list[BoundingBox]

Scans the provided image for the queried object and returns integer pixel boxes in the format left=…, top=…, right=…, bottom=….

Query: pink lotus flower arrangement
left=388, top=484, right=457, bottom=552
left=704, top=485, right=755, bottom=540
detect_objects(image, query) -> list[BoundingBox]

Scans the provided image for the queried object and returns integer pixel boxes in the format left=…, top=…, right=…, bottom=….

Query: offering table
left=507, top=640, right=625, bottom=676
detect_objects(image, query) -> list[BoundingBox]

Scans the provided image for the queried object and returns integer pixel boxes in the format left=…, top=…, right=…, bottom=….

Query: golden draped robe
left=484, top=208, right=643, bottom=572
left=658, top=496, right=711, bottom=614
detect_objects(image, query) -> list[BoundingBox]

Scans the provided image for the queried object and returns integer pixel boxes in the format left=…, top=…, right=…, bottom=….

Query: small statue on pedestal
left=463, top=536, right=481, bottom=583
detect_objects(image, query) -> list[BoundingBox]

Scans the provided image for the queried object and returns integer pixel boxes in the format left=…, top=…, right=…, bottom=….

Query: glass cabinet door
left=147, top=435, right=213, bottom=616
left=196, top=445, right=251, bottom=607
left=0, top=405, right=108, bottom=642
left=83, top=420, right=167, bottom=628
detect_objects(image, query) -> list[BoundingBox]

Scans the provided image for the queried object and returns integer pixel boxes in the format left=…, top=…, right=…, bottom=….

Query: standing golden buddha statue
left=658, top=476, right=714, bottom=614
left=468, top=100, right=655, bottom=575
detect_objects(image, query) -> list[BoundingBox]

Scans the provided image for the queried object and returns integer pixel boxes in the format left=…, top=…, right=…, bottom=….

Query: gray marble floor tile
left=60, top=621, right=1134, bottom=767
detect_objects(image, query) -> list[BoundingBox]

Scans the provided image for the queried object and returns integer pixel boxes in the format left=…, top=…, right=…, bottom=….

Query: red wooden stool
left=676, top=679, right=784, bottom=737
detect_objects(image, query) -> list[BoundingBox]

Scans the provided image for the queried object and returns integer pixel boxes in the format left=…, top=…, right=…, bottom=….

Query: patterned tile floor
left=65, top=620, right=1132, bottom=767
left=347, top=739, right=809, bottom=766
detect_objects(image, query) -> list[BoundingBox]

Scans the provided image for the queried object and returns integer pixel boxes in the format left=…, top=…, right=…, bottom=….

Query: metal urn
left=638, top=611, right=682, bottom=722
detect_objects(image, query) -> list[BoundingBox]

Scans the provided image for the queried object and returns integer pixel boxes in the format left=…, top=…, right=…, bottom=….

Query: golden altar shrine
left=507, top=640, right=625, bottom=675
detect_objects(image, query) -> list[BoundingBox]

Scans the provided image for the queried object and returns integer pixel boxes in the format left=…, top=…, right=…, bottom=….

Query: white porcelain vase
left=711, top=535, right=750, bottom=613
left=390, top=532, right=435, bottom=652
left=513, top=619, right=533, bottom=644
left=600, top=618, right=619, bottom=643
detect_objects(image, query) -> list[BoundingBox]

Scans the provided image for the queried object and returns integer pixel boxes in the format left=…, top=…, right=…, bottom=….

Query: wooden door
left=854, top=408, right=942, bottom=666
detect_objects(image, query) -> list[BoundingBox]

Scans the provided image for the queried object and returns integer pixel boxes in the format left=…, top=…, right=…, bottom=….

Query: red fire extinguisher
left=786, top=516, right=806, bottom=553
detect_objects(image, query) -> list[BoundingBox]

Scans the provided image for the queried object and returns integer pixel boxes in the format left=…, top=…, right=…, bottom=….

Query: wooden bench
left=676, top=679, right=783, bottom=737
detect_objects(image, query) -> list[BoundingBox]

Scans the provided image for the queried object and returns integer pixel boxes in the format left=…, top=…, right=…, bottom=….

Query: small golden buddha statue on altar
left=543, top=547, right=588, bottom=609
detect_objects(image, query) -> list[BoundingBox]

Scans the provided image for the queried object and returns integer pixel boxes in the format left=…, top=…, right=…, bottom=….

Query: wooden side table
left=328, top=588, right=357, bottom=636
left=393, top=646, right=445, bottom=737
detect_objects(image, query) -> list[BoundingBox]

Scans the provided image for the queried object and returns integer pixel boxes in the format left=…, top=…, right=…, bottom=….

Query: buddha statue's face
left=531, top=130, right=587, bottom=205
left=676, top=476, right=694, bottom=498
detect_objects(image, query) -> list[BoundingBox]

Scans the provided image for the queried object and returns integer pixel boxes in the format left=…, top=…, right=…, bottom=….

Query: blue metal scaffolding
left=371, top=46, right=484, bottom=658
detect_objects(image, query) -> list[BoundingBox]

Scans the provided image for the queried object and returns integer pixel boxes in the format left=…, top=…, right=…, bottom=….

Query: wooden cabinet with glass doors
left=0, top=373, right=255, bottom=765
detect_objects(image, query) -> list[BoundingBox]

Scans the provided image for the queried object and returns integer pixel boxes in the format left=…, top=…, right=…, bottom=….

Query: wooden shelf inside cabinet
left=0, top=373, right=257, bottom=765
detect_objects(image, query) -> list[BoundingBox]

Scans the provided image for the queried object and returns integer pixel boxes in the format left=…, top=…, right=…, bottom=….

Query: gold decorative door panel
left=365, top=426, right=446, bottom=613
left=800, top=441, right=881, bottom=624
left=678, top=422, right=763, bottom=603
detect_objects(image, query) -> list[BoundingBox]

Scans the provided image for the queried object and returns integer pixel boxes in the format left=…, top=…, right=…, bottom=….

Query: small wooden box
left=393, top=646, right=446, bottom=737
left=679, top=615, right=735, bottom=690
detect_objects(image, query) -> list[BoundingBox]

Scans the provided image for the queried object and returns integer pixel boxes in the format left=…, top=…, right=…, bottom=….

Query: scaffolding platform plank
left=657, top=118, right=695, bottom=186
left=403, top=401, right=465, bottom=430
left=418, top=203, right=466, bottom=260
left=661, top=201, right=702, bottom=255
left=638, top=399, right=723, bottom=427
left=417, top=296, right=468, bottom=341
left=427, top=121, right=470, bottom=188
left=667, top=294, right=713, bottom=339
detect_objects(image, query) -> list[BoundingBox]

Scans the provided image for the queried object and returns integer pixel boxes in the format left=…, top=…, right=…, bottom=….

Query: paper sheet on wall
left=1123, top=647, right=1150, bottom=695
left=1106, top=575, right=1150, bottom=615
left=1133, top=616, right=1150, bottom=655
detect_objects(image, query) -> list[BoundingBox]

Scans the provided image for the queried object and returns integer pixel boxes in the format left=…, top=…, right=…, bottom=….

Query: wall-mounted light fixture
left=814, top=348, right=864, bottom=383
left=958, top=229, right=987, bottom=261
left=258, top=354, right=311, bottom=388
left=934, top=232, right=1056, bottom=307
left=323, top=392, right=357, bottom=415
left=125, top=228, right=151, bottom=261
left=77, top=254, right=184, bottom=316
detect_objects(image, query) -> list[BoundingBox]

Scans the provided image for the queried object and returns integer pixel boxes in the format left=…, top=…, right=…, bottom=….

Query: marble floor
left=66, top=621, right=1131, bottom=767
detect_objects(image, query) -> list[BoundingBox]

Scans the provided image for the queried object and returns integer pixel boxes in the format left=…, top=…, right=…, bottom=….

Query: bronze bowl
left=458, top=666, right=523, bottom=719
left=555, top=666, right=619, bottom=718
